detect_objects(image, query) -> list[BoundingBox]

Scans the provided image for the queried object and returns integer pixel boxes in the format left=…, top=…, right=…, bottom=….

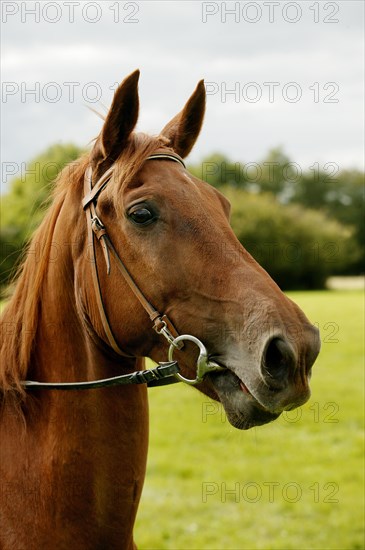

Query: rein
left=23, top=153, right=225, bottom=391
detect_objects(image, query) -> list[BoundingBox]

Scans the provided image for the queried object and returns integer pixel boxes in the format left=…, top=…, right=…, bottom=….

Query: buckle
left=91, top=216, right=105, bottom=232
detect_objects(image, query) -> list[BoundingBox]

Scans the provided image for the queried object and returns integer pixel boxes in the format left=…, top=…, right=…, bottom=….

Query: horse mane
left=0, top=155, right=89, bottom=400
left=0, top=132, right=171, bottom=400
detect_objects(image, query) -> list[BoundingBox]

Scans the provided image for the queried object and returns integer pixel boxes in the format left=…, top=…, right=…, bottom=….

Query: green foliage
left=189, top=152, right=247, bottom=189
left=225, top=188, right=360, bottom=290
left=188, top=148, right=364, bottom=276
left=188, top=147, right=298, bottom=197
left=0, top=143, right=84, bottom=288
left=292, top=168, right=364, bottom=273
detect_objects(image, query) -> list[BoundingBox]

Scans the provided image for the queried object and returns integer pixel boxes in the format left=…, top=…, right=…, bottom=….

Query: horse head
left=78, top=70, right=320, bottom=430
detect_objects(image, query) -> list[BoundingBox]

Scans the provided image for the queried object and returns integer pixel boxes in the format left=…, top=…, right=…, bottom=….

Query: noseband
left=23, top=152, right=224, bottom=390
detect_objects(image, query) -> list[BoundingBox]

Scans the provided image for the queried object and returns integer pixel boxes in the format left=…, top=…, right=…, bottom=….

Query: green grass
left=135, top=290, right=364, bottom=550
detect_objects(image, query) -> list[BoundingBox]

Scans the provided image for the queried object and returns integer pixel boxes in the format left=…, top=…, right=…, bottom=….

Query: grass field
left=135, top=290, right=364, bottom=550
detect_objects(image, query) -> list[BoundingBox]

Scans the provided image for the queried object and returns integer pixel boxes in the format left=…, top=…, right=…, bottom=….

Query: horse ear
left=161, top=80, right=206, bottom=158
left=95, top=70, right=140, bottom=162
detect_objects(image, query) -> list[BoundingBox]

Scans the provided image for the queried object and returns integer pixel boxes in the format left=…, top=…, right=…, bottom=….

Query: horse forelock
left=106, top=133, right=172, bottom=209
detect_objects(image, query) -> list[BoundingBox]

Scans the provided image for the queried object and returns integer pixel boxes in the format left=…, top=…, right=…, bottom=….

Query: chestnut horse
left=0, top=71, right=320, bottom=549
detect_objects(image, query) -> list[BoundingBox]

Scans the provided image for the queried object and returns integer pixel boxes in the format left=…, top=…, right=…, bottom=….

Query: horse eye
left=128, top=206, right=156, bottom=226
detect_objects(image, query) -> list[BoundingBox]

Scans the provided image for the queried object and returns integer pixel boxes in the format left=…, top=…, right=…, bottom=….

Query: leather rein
left=23, top=153, right=225, bottom=391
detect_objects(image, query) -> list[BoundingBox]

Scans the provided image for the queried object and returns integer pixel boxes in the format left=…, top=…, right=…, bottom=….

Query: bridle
left=23, top=152, right=225, bottom=391
left=81, top=152, right=186, bottom=355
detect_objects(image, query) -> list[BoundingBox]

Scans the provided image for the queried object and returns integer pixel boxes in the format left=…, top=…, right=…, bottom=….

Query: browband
left=82, top=152, right=185, bottom=211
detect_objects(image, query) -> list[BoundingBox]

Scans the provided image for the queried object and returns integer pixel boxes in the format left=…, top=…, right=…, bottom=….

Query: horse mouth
left=207, top=364, right=280, bottom=430
left=239, top=379, right=252, bottom=396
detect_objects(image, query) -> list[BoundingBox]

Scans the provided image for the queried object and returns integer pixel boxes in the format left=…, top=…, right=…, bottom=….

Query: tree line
left=189, top=148, right=363, bottom=287
left=0, top=144, right=363, bottom=293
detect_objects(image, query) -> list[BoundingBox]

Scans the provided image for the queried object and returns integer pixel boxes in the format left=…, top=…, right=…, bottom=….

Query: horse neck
left=0, top=167, right=149, bottom=548
left=26, top=193, right=149, bottom=529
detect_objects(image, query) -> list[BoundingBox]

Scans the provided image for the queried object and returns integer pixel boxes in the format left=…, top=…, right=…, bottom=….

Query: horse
left=0, top=70, right=320, bottom=549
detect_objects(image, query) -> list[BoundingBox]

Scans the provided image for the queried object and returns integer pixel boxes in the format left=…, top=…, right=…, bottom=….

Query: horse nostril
left=262, top=337, right=295, bottom=387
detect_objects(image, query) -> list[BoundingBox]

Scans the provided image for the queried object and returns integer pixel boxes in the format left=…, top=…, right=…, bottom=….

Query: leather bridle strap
left=23, top=361, right=180, bottom=390
left=82, top=154, right=186, bottom=211
left=82, top=152, right=185, bottom=357
left=84, top=166, right=125, bottom=355
left=82, top=165, right=115, bottom=211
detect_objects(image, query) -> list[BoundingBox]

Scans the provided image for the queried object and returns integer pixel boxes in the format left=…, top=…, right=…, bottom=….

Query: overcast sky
left=1, top=1, right=364, bottom=191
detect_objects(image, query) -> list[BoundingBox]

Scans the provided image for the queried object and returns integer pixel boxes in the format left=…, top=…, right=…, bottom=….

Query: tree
left=189, top=148, right=364, bottom=275
left=189, top=153, right=248, bottom=189
left=225, top=188, right=361, bottom=289
left=291, top=168, right=364, bottom=273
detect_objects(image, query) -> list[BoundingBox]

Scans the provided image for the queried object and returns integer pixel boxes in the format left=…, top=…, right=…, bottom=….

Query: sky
left=1, top=0, right=364, bottom=191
